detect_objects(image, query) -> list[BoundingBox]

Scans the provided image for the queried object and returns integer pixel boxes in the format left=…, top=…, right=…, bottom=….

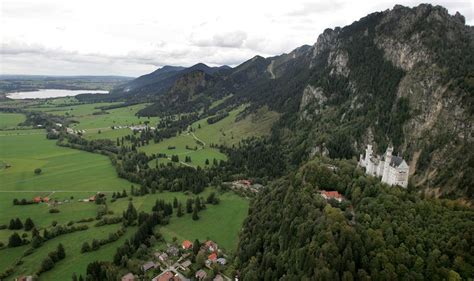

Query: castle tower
left=382, top=146, right=393, bottom=183
left=364, top=145, right=373, bottom=164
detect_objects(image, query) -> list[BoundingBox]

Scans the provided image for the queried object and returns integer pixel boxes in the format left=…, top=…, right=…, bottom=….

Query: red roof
left=321, top=190, right=342, bottom=198
left=240, top=180, right=251, bottom=186
left=33, top=197, right=42, bottom=203
left=157, top=271, right=174, bottom=281
left=43, top=197, right=50, bottom=202
left=208, top=253, right=217, bottom=261
left=182, top=240, right=192, bottom=249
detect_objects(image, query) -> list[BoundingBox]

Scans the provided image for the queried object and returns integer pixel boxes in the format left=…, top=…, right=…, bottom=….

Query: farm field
left=0, top=129, right=132, bottom=192
left=0, top=113, right=26, bottom=130
left=0, top=188, right=248, bottom=280
left=0, top=102, right=250, bottom=280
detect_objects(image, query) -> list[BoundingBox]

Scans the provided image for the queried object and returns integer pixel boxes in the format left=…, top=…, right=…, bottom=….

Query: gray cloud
left=190, top=31, right=247, bottom=48
left=287, top=1, right=345, bottom=17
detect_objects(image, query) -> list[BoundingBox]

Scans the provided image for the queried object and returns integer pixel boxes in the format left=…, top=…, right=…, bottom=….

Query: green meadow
left=0, top=113, right=26, bottom=130
left=0, top=101, right=250, bottom=280
left=0, top=188, right=248, bottom=280
left=0, top=130, right=132, bottom=192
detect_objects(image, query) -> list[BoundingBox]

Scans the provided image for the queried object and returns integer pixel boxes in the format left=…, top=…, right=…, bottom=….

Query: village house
left=319, top=190, right=344, bottom=202
left=214, top=275, right=224, bottom=281
left=216, top=258, right=227, bottom=265
left=359, top=144, right=409, bottom=188
left=166, top=245, right=180, bottom=257
left=152, top=270, right=182, bottom=281
left=121, top=273, right=136, bottom=281
left=195, top=270, right=207, bottom=280
left=204, top=240, right=218, bottom=252
left=180, top=260, right=192, bottom=268
left=182, top=240, right=192, bottom=250
left=208, top=253, right=218, bottom=263
left=155, top=252, right=169, bottom=263
left=142, top=261, right=157, bottom=272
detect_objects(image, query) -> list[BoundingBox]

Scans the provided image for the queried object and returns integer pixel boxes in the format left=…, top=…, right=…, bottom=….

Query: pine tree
left=40, top=256, right=54, bottom=273
left=81, top=242, right=91, bottom=253
left=186, top=198, right=194, bottom=213
left=24, top=217, right=35, bottom=231
left=177, top=203, right=183, bottom=217
left=192, top=206, right=199, bottom=221
left=8, top=232, right=22, bottom=247
left=193, top=239, right=201, bottom=255
left=57, top=243, right=66, bottom=260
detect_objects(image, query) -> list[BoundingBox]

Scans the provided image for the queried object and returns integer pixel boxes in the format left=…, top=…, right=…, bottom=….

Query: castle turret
left=382, top=147, right=393, bottom=183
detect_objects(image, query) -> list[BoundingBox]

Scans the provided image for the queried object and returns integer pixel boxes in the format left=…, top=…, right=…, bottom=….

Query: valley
left=0, top=3, right=473, bottom=281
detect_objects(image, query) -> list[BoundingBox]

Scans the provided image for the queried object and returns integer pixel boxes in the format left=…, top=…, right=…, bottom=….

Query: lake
left=6, top=89, right=109, bottom=99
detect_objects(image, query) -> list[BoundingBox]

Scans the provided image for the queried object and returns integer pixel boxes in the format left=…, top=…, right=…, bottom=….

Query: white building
left=359, top=144, right=409, bottom=188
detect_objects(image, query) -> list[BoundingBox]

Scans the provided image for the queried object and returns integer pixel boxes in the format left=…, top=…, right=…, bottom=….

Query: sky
left=0, top=0, right=472, bottom=77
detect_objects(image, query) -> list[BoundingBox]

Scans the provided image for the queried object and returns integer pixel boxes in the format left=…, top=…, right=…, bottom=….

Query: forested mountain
left=108, top=4, right=473, bottom=198
left=237, top=159, right=474, bottom=280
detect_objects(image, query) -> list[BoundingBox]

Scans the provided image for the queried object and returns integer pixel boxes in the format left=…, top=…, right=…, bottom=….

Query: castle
left=359, top=145, right=409, bottom=188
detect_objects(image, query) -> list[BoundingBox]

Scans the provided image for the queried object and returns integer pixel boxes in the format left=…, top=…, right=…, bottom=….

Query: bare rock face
left=299, top=85, right=326, bottom=120
left=310, top=28, right=340, bottom=67
left=328, top=49, right=349, bottom=77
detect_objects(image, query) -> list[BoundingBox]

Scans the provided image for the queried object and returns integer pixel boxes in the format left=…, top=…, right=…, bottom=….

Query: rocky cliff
left=296, top=4, right=473, bottom=197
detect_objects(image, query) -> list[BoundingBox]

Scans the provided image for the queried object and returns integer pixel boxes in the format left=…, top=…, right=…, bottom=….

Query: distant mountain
left=111, top=64, right=230, bottom=99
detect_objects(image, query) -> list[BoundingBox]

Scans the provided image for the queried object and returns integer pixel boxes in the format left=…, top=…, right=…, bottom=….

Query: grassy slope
left=0, top=130, right=132, bottom=192
left=0, top=188, right=248, bottom=280
left=139, top=105, right=279, bottom=167
left=0, top=113, right=26, bottom=130
left=0, top=100, right=254, bottom=279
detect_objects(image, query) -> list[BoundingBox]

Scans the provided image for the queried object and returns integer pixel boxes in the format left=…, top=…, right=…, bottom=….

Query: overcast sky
left=0, top=0, right=472, bottom=77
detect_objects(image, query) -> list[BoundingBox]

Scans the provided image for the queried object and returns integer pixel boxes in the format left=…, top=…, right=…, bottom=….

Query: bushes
left=81, top=228, right=126, bottom=253
left=38, top=244, right=66, bottom=275
left=49, top=208, right=60, bottom=213
left=8, top=218, right=23, bottom=230
left=8, top=232, right=23, bottom=247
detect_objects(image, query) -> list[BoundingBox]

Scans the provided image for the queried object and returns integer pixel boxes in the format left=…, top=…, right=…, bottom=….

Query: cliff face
left=297, top=4, right=473, bottom=197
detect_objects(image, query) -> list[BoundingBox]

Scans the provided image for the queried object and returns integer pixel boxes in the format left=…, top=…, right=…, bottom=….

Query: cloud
left=190, top=31, right=248, bottom=48
left=286, top=1, right=345, bottom=17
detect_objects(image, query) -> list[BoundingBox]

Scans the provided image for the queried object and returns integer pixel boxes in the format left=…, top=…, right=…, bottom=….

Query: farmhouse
left=319, top=190, right=344, bottom=202
left=152, top=270, right=182, bottom=281
left=208, top=253, right=218, bottom=263
left=182, top=240, right=192, bottom=250
left=181, top=260, right=192, bottom=269
left=167, top=245, right=180, bottom=256
left=204, top=240, right=218, bottom=252
left=142, top=261, right=157, bottom=272
left=121, top=273, right=136, bottom=281
left=359, top=144, right=409, bottom=188
left=195, top=270, right=207, bottom=280
left=155, top=252, right=169, bottom=262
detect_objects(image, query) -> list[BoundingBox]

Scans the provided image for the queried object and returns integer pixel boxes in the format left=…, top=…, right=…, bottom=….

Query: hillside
left=113, top=4, right=473, bottom=198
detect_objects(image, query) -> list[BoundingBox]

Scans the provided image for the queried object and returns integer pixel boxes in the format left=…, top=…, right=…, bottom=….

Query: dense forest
left=237, top=159, right=474, bottom=280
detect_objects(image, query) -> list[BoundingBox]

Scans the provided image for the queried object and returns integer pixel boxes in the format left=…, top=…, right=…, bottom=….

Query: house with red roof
left=42, top=197, right=50, bottom=203
left=182, top=240, right=192, bottom=250
left=33, top=197, right=42, bottom=203
left=208, top=252, right=218, bottom=263
left=320, top=190, right=344, bottom=202
left=204, top=240, right=218, bottom=252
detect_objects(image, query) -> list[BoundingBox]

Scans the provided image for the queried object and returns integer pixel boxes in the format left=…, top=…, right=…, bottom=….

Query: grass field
left=0, top=100, right=250, bottom=280
left=0, top=113, right=26, bottom=130
left=0, top=188, right=248, bottom=280
left=0, top=130, right=132, bottom=192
